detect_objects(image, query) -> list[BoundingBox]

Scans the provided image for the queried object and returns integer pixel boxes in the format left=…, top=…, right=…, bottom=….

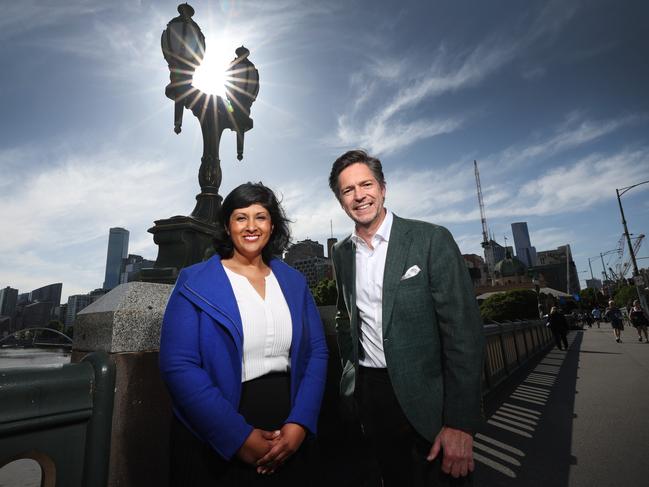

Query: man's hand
left=236, top=428, right=279, bottom=465
left=427, top=426, right=474, bottom=478
left=256, top=423, right=306, bottom=474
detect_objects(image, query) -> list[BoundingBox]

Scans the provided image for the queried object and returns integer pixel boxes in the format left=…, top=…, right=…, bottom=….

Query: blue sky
left=1, top=0, right=648, bottom=301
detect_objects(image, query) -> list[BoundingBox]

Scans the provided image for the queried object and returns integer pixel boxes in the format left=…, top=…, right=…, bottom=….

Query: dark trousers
left=551, top=329, right=569, bottom=349
left=170, top=372, right=313, bottom=487
left=356, top=366, right=473, bottom=487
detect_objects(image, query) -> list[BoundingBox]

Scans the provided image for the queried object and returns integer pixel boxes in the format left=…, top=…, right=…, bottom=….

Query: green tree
left=312, top=278, right=337, bottom=306
left=613, top=284, right=646, bottom=309
left=480, top=289, right=539, bottom=322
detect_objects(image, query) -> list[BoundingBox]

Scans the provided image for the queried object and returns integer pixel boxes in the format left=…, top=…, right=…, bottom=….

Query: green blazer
left=332, top=214, right=484, bottom=441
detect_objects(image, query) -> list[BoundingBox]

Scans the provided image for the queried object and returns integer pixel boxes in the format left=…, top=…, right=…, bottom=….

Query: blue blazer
left=159, top=255, right=328, bottom=460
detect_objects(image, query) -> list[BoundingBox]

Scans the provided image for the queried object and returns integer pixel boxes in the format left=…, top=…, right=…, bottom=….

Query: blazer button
left=383, top=338, right=389, bottom=343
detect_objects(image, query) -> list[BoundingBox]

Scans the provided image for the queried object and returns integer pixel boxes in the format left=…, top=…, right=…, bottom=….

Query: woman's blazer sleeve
left=159, top=270, right=253, bottom=460
left=285, top=284, right=328, bottom=434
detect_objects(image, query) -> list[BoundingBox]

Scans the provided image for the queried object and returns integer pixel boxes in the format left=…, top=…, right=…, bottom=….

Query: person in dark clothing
left=629, top=300, right=649, bottom=343
left=604, top=300, right=624, bottom=343
left=548, top=307, right=569, bottom=350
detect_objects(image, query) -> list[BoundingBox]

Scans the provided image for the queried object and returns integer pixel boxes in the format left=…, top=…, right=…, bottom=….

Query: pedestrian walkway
left=474, top=326, right=649, bottom=487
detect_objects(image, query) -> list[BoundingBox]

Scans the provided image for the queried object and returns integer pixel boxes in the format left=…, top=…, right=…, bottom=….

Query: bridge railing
left=0, top=352, right=115, bottom=487
left=482, top=319, right=553, bottom=393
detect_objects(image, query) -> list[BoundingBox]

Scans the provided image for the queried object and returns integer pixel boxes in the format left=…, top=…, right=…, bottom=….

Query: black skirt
left=170, top=372, right=316, bottom=487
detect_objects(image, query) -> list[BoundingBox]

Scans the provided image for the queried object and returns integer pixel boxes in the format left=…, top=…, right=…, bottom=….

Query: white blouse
left=223, top=267, right=293, bottom=382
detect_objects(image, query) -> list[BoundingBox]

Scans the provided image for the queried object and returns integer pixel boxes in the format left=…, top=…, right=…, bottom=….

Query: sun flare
left=192, top=38, right=235, bottom=98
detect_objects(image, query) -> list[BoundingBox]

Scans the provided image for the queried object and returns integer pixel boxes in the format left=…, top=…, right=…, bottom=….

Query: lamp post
left=615, top=180, right=649, bottom=312
left=142, top=3, right=259, bottom=283
left=616, top=180, right=649, bottom=279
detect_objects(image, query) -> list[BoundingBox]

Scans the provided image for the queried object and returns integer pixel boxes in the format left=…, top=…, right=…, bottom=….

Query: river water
left=0, top=347, right=71, bottom=369
left=0, top=348, right=72, bottom=487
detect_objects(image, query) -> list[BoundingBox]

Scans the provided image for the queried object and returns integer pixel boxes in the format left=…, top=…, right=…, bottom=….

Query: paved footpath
left=474, top=325, right=649, bottom=487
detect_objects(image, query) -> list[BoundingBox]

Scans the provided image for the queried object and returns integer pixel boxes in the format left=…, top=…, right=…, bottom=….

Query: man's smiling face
left=337, top=162, right=386, bottom=231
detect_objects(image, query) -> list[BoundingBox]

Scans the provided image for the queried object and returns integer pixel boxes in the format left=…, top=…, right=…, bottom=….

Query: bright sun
left=192, top=39, right=234, bottom=98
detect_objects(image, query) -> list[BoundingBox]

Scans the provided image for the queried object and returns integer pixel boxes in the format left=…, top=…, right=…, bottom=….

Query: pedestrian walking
left=629, top=300, right=649, bottom=343
left=592, top=307, right=602, bottom=328
left=548, top=307, right=569, bottom=350
left=604, top=300, right=624, bottom=343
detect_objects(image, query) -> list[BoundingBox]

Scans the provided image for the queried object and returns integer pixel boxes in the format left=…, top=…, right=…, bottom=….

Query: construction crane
left=474, top=160, right=494, bottom=280
left=620, top=234, right=644, bottom=278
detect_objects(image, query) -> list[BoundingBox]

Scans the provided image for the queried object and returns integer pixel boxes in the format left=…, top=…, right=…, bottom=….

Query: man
left=329, top=150, right=484, bottom=486
left=592, top=307, right=602, bottom=328
left=604, top=300, right=624, bottom=343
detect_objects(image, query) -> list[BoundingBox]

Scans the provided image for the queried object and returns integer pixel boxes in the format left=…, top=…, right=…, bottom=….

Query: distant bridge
left=0, top=327, right=73, bottom=348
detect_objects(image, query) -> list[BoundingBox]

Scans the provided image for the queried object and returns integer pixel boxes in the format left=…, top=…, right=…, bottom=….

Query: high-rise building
left=490, top=240, right=513, bottom=264
left=120, top=254, right=155, bottom=284
left=511, top=222, right=537, bottom=267
left=29, top=283, right=62, bottom=307
left=0, top=286, right=19, bottom=318
left=22, top=301, right=55, bottom=328
left=292, top=256, right=330, bottom=288
left=530, top=245, right=581, bottom=295
left=66, top=294, right=94, bottom=327
left=103, top=227, right=129, bottom=290
left=284, top=239, right=324, bottom=266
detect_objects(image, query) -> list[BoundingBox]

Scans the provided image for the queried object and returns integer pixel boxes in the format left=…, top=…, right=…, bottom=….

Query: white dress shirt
left=224, top=267, right=292, bottom=382
left=352, top=210, right=393, bottom=368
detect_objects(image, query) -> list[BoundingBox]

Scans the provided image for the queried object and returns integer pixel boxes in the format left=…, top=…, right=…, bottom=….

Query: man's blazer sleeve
left=428, top=226, right=485, bottom=432
left=332, top=245, right=353, bottom=367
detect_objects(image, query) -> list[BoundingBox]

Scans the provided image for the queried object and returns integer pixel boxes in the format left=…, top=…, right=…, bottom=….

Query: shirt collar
left=351, top=210, right=393, bottom=246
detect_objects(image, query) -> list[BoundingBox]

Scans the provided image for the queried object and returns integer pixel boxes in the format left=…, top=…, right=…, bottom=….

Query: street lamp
left=616, top=179, right=649, bottom=279
left=142, top=3, right=260, bottom=283
left=615, top=179, right=649, bottom=311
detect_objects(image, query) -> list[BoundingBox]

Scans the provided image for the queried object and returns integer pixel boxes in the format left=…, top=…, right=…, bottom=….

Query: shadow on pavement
left=473, top=331, right=583, bottom=487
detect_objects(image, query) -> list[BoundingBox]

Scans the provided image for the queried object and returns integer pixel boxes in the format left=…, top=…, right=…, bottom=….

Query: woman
left=629, top=300, right=649, bottom=343
left=548, top=306, right=569, bottom=350
left=160, top=182, right=328, bottom=486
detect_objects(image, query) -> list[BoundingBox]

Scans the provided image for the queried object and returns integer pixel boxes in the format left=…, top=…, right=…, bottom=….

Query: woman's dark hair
left=214, top=182, right=291, bottom=263
left=328, top=149, right=386, bottom=199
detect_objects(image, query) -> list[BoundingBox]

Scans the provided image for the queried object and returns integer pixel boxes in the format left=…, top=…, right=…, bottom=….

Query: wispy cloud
left=495, top=112, right=644, bottom=169
left=0, top=1, right=108, bottom=41
left=333, top=41, right=513, bottom=155
left=529, top=227, right=577, bottom=251
left=331, top=0, right=579, bottom=156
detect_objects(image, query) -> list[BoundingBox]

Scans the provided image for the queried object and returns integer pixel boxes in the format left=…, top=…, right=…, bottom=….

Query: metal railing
left=0, top=352, right=115, bottom=487
left=482, top=319, right=553, bottom=393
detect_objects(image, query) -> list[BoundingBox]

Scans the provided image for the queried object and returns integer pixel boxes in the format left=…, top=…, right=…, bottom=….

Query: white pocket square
left=400, top=265, right=421, bottom=280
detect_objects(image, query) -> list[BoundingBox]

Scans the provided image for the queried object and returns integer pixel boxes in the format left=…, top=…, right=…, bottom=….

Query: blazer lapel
left=337, top=236, right=359, bottom=346
left=382, top=216, right=413, bottom=337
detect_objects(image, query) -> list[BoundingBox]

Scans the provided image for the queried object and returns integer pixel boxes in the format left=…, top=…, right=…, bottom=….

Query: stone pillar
left=72, top=282, right=174, bottom=487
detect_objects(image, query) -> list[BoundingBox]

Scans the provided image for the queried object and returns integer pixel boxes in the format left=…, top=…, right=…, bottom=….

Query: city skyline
left=1, top=0, right=648, bottom=302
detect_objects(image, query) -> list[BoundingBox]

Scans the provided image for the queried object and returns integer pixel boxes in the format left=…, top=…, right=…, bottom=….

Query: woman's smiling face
left=227, top=203, right=273, bottom=260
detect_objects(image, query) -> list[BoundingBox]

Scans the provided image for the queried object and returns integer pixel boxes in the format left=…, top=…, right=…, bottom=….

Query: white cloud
left=529, top=227, right=577, bottom=252
left=510, top=149, right=649, bottom=216
left=496, top=113, right=644, bottom=169
left=0, top=146, right=195, bottom=300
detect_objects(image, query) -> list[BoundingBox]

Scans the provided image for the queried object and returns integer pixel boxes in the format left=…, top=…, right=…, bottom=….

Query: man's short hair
left=329, top=149, right=386, bottom=199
